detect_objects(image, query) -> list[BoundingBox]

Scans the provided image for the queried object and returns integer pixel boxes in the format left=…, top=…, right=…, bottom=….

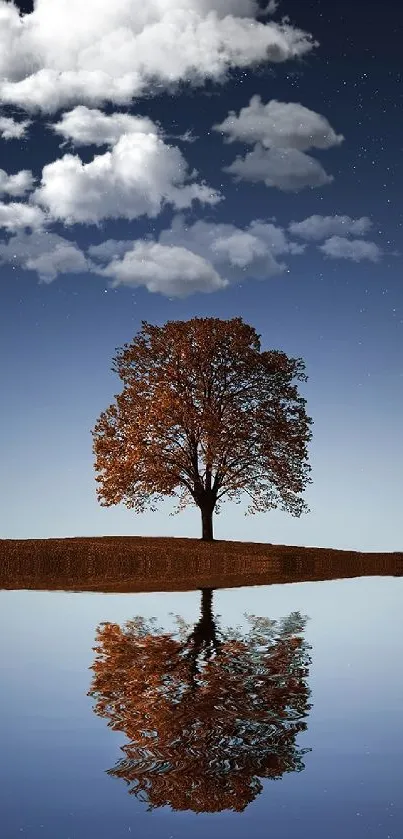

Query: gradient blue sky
left=1, top=0, right=402, bottom=550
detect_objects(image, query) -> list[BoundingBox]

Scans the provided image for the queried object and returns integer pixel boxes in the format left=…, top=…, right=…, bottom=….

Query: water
left=0, top=575, right=402, bottom=837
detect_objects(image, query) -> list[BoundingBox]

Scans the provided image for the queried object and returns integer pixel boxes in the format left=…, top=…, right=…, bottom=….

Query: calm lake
left=1, top=575, right=402, bottom=838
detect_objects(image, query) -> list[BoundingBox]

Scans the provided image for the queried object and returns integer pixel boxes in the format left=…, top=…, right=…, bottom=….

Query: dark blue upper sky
left=1, top=0, right=402, bottom=549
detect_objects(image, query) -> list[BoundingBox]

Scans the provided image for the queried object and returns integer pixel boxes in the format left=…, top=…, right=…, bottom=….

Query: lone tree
left=92, top=317, right=312, bottom=540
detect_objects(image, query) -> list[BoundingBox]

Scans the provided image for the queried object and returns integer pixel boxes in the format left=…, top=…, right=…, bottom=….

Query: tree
left=91, top=317, right=312, bottom=540
left=88, top=592, right=312, bottom=813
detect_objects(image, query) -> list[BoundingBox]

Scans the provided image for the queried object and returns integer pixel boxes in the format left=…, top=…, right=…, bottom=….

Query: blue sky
left=0, top=0, right=402, bottom=550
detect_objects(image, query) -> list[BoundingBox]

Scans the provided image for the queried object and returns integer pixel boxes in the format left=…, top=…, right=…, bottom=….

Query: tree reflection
left=88, top=589, right=312, bottom=813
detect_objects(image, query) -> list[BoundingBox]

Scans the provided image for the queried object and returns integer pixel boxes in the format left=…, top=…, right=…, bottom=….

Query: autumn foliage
left=91, top=317, right=313, bottom=539
left=88, top=591, right=312, bottom=813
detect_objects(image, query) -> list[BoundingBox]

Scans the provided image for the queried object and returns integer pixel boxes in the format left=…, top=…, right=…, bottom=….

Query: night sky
left=1, top=0, right=402, bottom=550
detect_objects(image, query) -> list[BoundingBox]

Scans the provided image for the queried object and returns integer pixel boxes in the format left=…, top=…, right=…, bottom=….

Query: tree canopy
left=88, top=591, right=312, bottom=813
left=91, top=317, right=313, bottom=539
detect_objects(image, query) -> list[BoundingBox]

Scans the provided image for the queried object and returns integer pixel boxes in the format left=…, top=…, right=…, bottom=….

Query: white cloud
left=0, top=114, right=31, bottom=139
left=214, top=97, right=341, bottom=191
left=87, top=239, right=136, bottom=261
left=289, top=214, right=372, bottom=240
left=0, top=209, right=307, bottom=294
left=166, top=129, right=199, bottom=144
left=32, top=132, right=221, bottom=225
left=51, top=105, right=157, bottom=146
left=213, top=96, right=343, bottom=151
left=88, top=214, right=305, bottom=295
left=92, top=240, right=227, bottom=297
left=262, top=1, right=280, bottom=14
left=224, top=144, right=333, bottom=191
left=25, top=244, right=88, bottom=281
left=247, top=218, right=305, bottom=254
left=0, top=201, right=46, bottom=231
left=158, top=215, right=295, bottom=278
left=0, top=0, right=316, bottom=113
left=0, top=230, right=88, bottom=281
left=0, top=168, right=35, bottom=196
left=211, top=230, right=270, bottom=266
left=319, top=236, right=382, bottom=262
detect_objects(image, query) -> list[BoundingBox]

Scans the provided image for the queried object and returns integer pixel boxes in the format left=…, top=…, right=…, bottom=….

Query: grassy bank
left=0, top=536, right=402, bottom=593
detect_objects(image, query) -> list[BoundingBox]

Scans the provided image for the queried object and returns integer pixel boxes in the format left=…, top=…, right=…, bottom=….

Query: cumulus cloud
left=32, top=132, right=221, bottom=225
left=0, top=201, right=46, bottom=231
left=319, top=236, right=382, bottom=262
left=289, top=214, right=372, bottom=240
left=0, top=208, right=307, bottom=294
left=158, top=214, right=304, bottom=261
left=213, top=96, right=343, bottom=151
left=0, top=0, right=316, bottom=113
left=51, top=106, right=199, bottom=151
left=0, top=168, right=35, bottom=196
left=2, top=213, right=383, bottom=290
left=0, top=114, right=31, bottom=139
left=51, top=105, right=157, bottom=147
left=215, top=96, right=341, bottom=190
left=0, top=230, right=88, bottom=281
left=158, top=216, right=295, bottom=279
left=88, top=214, right=305, bottom=295
left=246, top=218, right=305, bottom=254
left=92, top=241, right=227, bottom=297
left=87, top=239, right=136, bottom=262
left=211, top=230, right=271, bottom=266
left=224, top=144, right=333, bottom=191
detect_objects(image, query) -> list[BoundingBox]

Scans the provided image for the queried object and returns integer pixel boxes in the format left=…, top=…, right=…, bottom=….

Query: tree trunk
left=185, top=589, right=218, bottom=690
left=200, top=504, right=214, bottom=541
left=200, top=587, right=214, bottom=623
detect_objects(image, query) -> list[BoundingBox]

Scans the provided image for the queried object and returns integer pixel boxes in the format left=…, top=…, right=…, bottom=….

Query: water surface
left=1, top=575, right=402, bottom=837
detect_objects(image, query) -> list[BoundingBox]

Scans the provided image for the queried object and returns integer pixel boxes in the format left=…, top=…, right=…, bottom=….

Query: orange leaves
left=91, top=317, right=313, bottom=530
left=88, top=597, right=312, bottom=813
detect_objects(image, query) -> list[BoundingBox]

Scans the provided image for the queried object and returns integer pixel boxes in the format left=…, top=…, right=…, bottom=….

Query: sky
left=0, top=0, right=402, bottom=551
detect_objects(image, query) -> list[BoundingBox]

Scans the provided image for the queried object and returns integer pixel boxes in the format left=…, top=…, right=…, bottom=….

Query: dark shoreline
left=0, top=536, right=402, bottom=593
